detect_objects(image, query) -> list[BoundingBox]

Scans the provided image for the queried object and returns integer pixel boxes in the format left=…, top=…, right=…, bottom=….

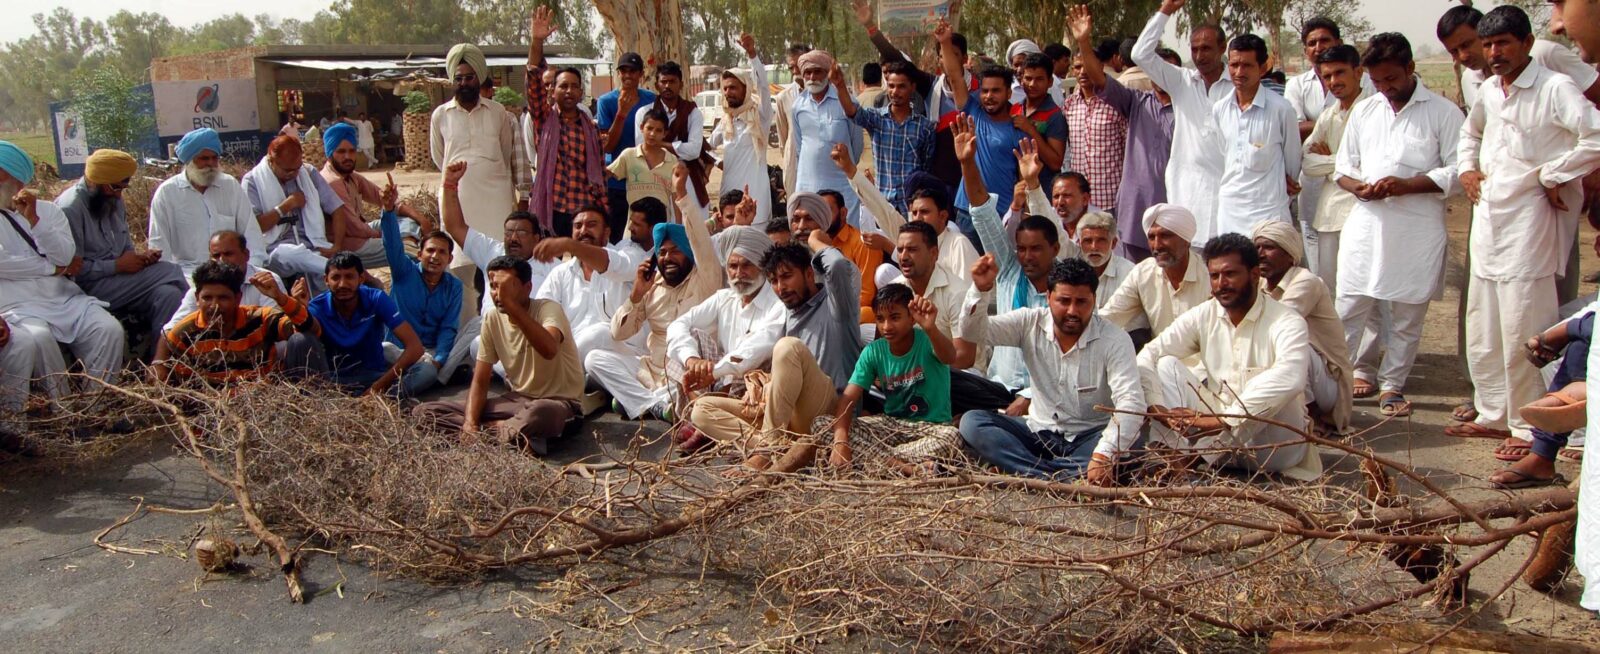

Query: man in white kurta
left=431, top=43, right=523, bottom=247
left=1458, top=15, right=1600, bottom=443
left=1283, top=17, right=1374, bottom=275
left=1211, top=34, right=1300, bottom=238
left=1, top=311, right=56, bottom=435
left=1299, top=46, right=1372, bottom=293
left=1138, top=234, right=1320, bottom=481
left=1334, top=37, right=1464, bottom=406
left=1074, top=212, right=1137, bottom=312
left=667, top=226, right=780, bottom=409
left=1131, top=1, right=1234, bottom=247
left=711, top=35, right=775, bottom=226
left=148, top=128, right=265, bottom=277
left=532, top=208, right=644, bottom=361
left=0, top=193, right=123, bottom=384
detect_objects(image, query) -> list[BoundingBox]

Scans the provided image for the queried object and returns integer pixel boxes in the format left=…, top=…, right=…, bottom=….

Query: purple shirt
left=1099, top=76, right=1174, bottom=262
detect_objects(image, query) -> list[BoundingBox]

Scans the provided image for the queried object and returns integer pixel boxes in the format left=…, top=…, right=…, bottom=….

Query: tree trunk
left=592, top=0, right=688, bottom=71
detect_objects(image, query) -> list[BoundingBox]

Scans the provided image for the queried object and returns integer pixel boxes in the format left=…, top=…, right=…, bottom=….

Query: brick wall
left=150, top=47, right=266, bottom=83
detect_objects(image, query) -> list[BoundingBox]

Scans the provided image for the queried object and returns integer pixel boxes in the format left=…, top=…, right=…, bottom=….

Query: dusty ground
left=4, top=161, right=1600, bottom=651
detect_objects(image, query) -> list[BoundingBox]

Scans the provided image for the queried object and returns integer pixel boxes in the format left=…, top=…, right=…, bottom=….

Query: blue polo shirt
left=308, top=286, right=407, bottom=374
left=595, top=87, right=657, bottom=191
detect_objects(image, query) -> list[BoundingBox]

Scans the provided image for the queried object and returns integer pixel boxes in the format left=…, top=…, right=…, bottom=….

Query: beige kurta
left=611, top=195, right=724, bottom=389
left=1265, top=266, right=1353, bottom=431
left=431, top=97, right=518, bottom=254
left=1097, top=253, right=1211, bottom=337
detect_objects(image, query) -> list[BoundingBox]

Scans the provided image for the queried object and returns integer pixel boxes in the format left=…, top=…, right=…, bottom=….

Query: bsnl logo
left=192, top=83, right=230, bottom=130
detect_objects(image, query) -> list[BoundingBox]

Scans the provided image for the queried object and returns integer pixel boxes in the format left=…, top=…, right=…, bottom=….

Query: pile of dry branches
left=21, top=378, right=1580, bottom=650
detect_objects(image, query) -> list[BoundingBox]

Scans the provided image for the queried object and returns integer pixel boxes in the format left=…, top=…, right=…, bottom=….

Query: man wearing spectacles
left=430, top=42, right=528, bottom=248
left=57, top=148, right=188, bottom=359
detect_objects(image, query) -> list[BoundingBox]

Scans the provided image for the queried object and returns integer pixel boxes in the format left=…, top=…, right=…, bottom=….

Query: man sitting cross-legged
left=302, top=252, right=427, bottom=397
left=378, top=179, right=462, bottom=395
left=956, top=257, right=1144, bottom=484
left=1252, top=220, right=1354, bottom=434
left=162, top=231, right=283, bottom=335
left=415, top=256, right=584, bottom=454
left=1138, top=234, right=1322, bottom=481
left=824, top=284, right=963, bottom=475
left=668, top=225, right=780, bottom=452
left=686, top=232, right=864, bottom=473
left=151, top=261, right=322, bottom=384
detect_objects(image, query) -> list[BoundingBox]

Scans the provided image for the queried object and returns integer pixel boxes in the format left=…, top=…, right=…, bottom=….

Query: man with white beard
left=148, top=128, right=265, bottom=276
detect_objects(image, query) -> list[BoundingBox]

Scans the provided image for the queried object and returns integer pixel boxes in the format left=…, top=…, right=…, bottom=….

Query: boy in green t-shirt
left=821, top=283, right=962, bottom=475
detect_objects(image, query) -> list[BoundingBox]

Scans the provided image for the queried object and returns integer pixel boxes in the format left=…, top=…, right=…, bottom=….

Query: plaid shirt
left=527, top=65, right=603, bottom=215
left=1064, top=91, right=1129, bottom=210
left=852, top=106, right=933, bottom=212
left=506, top=111, right=532, bottom=198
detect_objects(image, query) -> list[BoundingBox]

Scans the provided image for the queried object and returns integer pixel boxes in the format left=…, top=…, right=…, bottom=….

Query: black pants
left=951, top=369, right=1014, bottom=414
left=605, top=187, right=629, bottom=244
left=550, top=211, right=575, bottom=239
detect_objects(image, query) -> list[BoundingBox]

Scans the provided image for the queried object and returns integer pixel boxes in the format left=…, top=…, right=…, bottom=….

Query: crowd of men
left=6, top=0, right=1600, bottom=604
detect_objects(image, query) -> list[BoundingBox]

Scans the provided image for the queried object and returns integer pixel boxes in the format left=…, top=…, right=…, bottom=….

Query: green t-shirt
left=847, top=328, right=952, bottom=423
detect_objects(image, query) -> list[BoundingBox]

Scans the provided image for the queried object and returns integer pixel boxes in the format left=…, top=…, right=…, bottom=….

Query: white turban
left=1006, top=39, right=1042, bottom=63
left=1141, top=203, right=1197, bottom=244
left=721, top=225, right=771, bottom=266
left=1251, top=220, right=1304, bottom=266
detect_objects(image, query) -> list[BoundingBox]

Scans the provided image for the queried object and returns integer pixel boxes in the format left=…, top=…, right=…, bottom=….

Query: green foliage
left=403, top=91, right=433, bottom=115
left=69, top=67, right=156, bottom=155
left=492, top=86, right=522, bottom=108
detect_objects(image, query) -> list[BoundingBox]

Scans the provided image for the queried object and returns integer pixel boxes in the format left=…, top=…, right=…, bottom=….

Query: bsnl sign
left=153, top=78, right=259, bottom=138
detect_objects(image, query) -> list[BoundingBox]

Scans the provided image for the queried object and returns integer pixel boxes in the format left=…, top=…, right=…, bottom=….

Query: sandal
left=1558, top=446, right=1584, bottom=464
left=1451, top=401, right=1478, bottom=423
left=1352, top=378, right=1377, bottom=399
left=1520, top=382, right=1587, bottom=434
left=1489, top=467, right=1564, bottom=489
left=1443, top=422, right=1511, bottom=439
left=1378, top=391, right=1412, bottom=418
left=1494, top=438, right=1533, bottom=462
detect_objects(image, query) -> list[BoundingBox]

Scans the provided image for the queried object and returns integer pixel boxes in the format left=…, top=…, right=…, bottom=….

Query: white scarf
left=245, top=157, right=329, bottom=249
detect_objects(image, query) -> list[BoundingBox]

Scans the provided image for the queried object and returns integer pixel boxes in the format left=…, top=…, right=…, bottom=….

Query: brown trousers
left=414, top=392, right=579, bottom=455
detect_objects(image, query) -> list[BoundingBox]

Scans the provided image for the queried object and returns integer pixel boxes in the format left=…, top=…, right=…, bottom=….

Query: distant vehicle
left=696, top=90, right=781, bottom=147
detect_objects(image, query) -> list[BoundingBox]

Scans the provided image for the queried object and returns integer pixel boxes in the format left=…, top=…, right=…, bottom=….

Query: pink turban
left=797, top=50, right=835, bottom=73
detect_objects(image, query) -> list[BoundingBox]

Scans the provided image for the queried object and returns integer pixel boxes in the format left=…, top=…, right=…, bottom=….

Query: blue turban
left=323, top=122, right=358, bottom=158
left=652, top=222, right=693, bottom=260
left=0, top=141, right=34, bottom=184
left=175, top=128, right=223, bottom=163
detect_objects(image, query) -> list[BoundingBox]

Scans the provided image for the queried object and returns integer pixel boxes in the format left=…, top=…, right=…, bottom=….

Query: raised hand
left=852, top=0, right=874, bottom=27
left=444, top=160, right=468, bottom=186
left=291, top=276, right=312, bottom=304
left=909, top=296, right=938, bottom=330
left=1068, top=4, right=1093, bottom=43
left=1160, top=0, right=1188, bottom=15
left=970, top=253, right=998, bottom=292
left=737, top=32, right=757, bottom=59
left=952, top=114, right=977, bottom=163
left=1014, top=137, right=1042, bottom=183
left=829, top=142, right=857, bottom=178
left=529, top=5, right=556, bottom=42
left=829, top=63, right=847, bottom=89
left=382, top=172, right=399, bottom=211
left=672, top=163, right=690, bottom=200
left=933, top=17, right=953, bottom=44
left=734, top=186, right=758, bottom=225
left=249, top=270, right=285, bottom=302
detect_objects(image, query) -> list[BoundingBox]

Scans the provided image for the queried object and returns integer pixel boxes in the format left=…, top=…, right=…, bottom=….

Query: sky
left=0, top=0, right=1523, bottom=55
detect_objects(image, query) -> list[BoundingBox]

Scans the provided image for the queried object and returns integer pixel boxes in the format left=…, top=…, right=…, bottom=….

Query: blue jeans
left=959, top=411, right=1103, bottom=480
left=1532, top=312, right=1592, bottom=460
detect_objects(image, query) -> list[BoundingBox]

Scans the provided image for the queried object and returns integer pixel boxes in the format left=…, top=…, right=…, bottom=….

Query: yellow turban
left=1250, top=219, right=1304, bottom=266
left=85, top=149, right=137, bottom=185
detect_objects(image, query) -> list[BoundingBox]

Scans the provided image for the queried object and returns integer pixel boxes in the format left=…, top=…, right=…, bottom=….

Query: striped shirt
left=163, top=297, right=319, bottom=382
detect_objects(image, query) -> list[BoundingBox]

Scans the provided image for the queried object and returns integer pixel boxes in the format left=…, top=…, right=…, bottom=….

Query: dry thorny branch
left=15, top=376, right=1580, bottom=651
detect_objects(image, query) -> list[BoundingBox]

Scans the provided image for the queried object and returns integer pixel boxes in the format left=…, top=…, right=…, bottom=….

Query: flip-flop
left=1494, top=438, right=1533, bottom=462
left=1451, top=401, right=1479, bottom=423
left=1378, top=391, right=1412, bottom=418
left=1443, top=422, right=1511, bottom=439
left=1558, top=446, right=1584, bottom=464
left=1352, top=379, right=1377, bottom=399
left=1489, top=467, right=1565, bottom=490
left=1520, top=383, right=1587, bottom=434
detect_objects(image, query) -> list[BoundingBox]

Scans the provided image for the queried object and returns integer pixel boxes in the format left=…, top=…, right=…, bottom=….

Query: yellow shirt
left=479, top=299, right=584, bottom=401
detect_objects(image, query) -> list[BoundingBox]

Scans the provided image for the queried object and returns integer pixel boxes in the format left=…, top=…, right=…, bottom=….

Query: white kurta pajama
left=1459, top=62, right=1600, bottom=439
left=1335, top=81, right=1463, bottom=394
left=0, top=202, right=124, bottom=382
left=709, top=56, right=775, bottom=225
left=147, top=173, right=265, bottom=276
left=1137, top=295, right=1322, bottom=481
left=535, top=244, right=646, bottom=360
left=1285, top=70, right=1375, bottom=276
left=1132, top=10, right=1233, bottom=245
left=431, top=97, right=520, bottom=256
left=666, top=284, right=781, bottom=386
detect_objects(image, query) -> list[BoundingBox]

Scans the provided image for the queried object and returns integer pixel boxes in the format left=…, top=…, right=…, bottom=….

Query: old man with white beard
left=148, top=128, right=265, bottom=276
